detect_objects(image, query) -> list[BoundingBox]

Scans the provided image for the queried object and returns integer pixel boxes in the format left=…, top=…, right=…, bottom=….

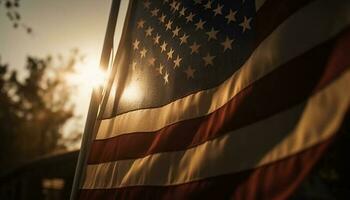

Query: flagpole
left=69, top=0, right=121, bottom=199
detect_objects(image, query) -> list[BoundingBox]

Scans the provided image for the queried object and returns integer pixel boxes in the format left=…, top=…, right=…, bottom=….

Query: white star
left=179, top=7, right=186, bottom=17
left=151, top=8, right=159, bottom=16
left=167, top=48, right=174, bottom=60
left=173, top=55, right=182, bottom=69
left=153, top=34, right=160, bottom=44
left=225, top=9, right=237, bottom=24
left=206, top=27, right=219, bottom=41
left=195, top=19, right=206, bottom=30
left=165, top=20, right=173, bottom=30
left=137, top=19, right=145, bottom=29
left=172, top=26, right=181, bottom=37
left=159, top=14, right=166, bottom=23
left=204, top=0, right=212, bottom=9
left=145, top=26, right=153, bottom=37
left=170, top=1, right=177, bottom=11
left=239, top=16, right=252, bottom=32
left=160, top=41, right=167, bottom=52
left=179, top=33, right=189, bottom=45
left=163, top=71, right=169, bottom=84
left=213, top=4, right=223, bottom=16
left=186, top=12, right=195, bottom=23
left=140, top=48, right=147, bottom=58
left=156, top=63, right=164, bottom=75
left=148, top=57, right=156, bottom=66
left=203, top=53, right=215, bottom=66
left=174, top=2, right=181, bottom=12
left=143, top=0, right=151, bottom=9
left=132, top=39, right=140, bottom=50
left=221, top=37, right=234, bottom=51
left=189, top=42, right=200, bottom=54
left=184, top=66, right=196, bottom=79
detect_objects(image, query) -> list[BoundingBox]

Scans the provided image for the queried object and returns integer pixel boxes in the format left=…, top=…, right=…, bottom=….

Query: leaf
left=5, top=1, right=12, bottom=8
left=6, top=11, right=13, bottom=20
left=15, top=12, right=20, bottom=20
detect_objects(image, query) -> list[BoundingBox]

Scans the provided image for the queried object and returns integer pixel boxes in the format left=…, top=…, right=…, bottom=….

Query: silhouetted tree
left=0, top=52, right=80, bottom=172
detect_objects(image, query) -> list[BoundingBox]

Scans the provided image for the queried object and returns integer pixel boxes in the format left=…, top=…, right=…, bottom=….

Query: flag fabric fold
left=77, top=0, right=350, bottom=199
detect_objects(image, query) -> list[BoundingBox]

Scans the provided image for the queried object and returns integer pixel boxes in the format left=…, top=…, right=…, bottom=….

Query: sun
left=75, top=66, right=106, bottom=88
left=66, top=61, right=107, bottom=89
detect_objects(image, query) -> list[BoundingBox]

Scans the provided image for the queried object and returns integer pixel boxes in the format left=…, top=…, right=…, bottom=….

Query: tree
left=0, top=52, right=81, bottom=172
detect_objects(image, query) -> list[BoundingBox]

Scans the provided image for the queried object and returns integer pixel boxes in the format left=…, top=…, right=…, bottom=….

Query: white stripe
left=83, top=70, right=350, bottom=189
left=96, top=0, right=350, bottom=140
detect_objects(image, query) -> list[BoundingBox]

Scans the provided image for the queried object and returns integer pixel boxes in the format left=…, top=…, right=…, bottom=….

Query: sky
left=0, top=0, right=128, bottom=139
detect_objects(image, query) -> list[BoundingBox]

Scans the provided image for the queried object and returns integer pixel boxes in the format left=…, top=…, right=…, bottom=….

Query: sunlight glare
left=81, top=67, right=106, bottom=88
left=121, top=82, right=142, bottom=103
left=67, top=62, right=107, bottom=89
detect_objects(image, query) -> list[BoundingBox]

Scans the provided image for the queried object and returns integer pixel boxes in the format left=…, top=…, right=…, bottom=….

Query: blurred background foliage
left=0, top=0, right=32, bottom=33
left=1, top=0, right=84, bottom=174
left=0, top=52, right=82, bottom=173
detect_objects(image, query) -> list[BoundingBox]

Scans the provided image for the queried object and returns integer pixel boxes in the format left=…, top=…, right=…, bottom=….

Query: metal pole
left=70, top=0, right=121, bottom=199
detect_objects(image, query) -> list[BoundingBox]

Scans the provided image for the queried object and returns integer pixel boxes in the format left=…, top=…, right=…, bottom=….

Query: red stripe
left=87, top=28, right=350, bottom=164
left=79, top=138, right=333, bottom=200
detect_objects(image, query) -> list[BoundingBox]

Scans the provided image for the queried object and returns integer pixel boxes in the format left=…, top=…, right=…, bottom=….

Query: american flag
left=77, top=0, right=350, bottom=199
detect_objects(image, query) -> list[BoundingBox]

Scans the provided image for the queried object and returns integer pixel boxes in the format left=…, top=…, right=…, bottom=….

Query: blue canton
left=116, top=0, right=256, bottom=114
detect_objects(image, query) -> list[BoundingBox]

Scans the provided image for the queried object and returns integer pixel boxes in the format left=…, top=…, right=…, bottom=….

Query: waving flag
left=76, top=0, right=350, bottom=199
